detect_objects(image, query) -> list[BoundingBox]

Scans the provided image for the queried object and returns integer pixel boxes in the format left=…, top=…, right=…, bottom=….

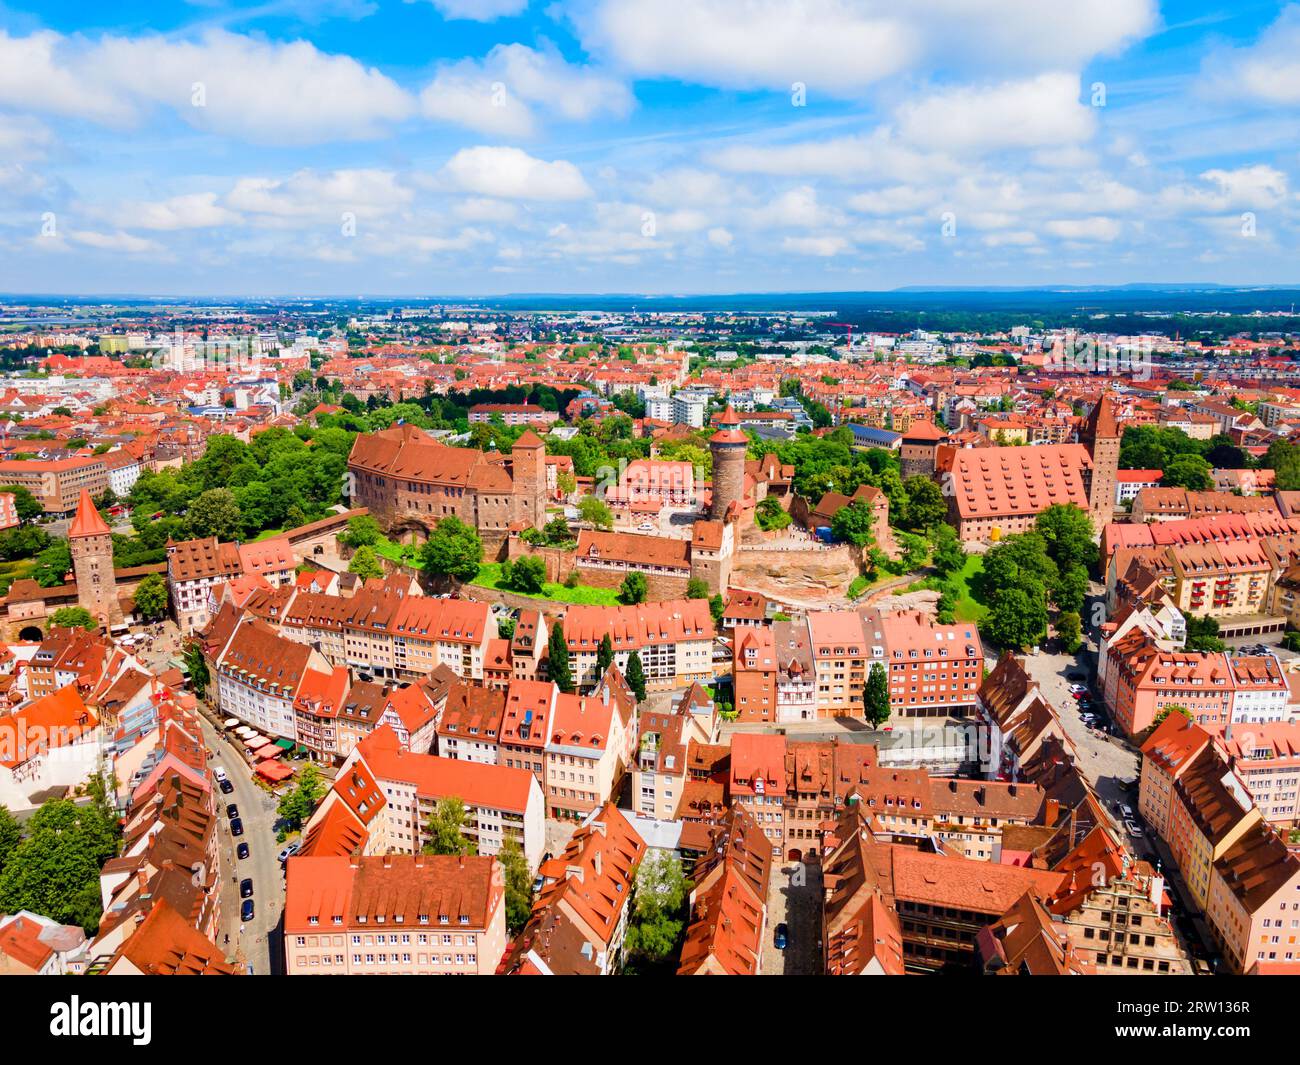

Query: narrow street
left=762, top=860, right=822, bottom=975
left=198, top=713, right=287, bottom=975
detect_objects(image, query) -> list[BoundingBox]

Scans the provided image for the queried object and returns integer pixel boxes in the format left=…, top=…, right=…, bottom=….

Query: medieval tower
left=69, top=488, right=121, bottom=629
left=1080, top=394, right=1121, bottom=531
left=710, top=405, right=748, bottom=522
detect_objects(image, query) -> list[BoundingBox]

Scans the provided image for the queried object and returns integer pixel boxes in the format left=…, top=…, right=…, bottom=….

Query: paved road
left=762, top=860, right=822, bottom=975
left=199, top=714, right=286, bottom=975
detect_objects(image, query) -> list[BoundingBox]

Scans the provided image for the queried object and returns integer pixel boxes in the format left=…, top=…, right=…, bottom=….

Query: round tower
left=710, top=405, right=747, bottom=522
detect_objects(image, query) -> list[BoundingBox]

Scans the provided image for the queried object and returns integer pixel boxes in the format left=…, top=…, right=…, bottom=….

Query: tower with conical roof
left=709, top=405, right=747, bottom=522
left=1079, top=394, right=1120, bottom=531
left=69, top=488, right=119, bottom=629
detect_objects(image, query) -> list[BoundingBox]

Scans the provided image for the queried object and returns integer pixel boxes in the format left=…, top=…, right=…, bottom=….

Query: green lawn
left=470, top=562, right=622, bottom=606
left=372, top=534, right=419, bottom=565
left=0, top=558, right=35, bottom=596
left=949, top=553, right=988, bottom=624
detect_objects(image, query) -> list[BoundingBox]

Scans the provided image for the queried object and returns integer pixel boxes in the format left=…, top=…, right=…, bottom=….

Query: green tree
left=625, top=651, right=647, bottom=702
left=504, top=554, right=546, bottom=594
left=32, top=539, right=71, bottom=587
left=1153, top=703, right=1192, bottom=726
left=754, top=495, right=791, bottom=531
left=863, top=662, right=891, bottom=729
left=0, top=524, right=50, bottom=561
left=1055, top=564, right=1089, bottom=615
left=0, top=805, right=20, bottom=875
left=624, top=850, right=688, bottom=969
left=133, top=572, right=169, bottom=621
left=187, top=487, right=244, bottom=541
left=547, top=619, right=573, bottom=693
left=930, top=523, right=965, bottom=578
left=277, top=764, right=325, bottom=830
left=1057, top=610, right=1083, bottom=654
left=498, top=837, right=533, bottom=934
left=902, top=476, right=947, bottom=531
left=685, top=577, right=709, bottom=600
left=1184, top=614, right=1226, bottom=653
left=578, top=495, right=613, bottom=530
left=596, top=633, right=614, bottom=677
left=347, top=545, right=383, bottom=580
left=420, top=516, right=483, bottom=584
left=830, top=499, right=877, bottom=546
left=342, top=513, right=381, bottom=548
left=985, top=585, right=1048, bottom=651
left=618, top=571, right=648, bottom=605
left=1034, top=503, right=1098, bottom=573
left=0, top=485, right=42, bottom=524
left=422, top=797, right=477, bottom=856
left=1163, top=453, right=1213, bottom=491
left=183, top=640, right=210, bottom=698
left=48, top=606, right=97, bottom=631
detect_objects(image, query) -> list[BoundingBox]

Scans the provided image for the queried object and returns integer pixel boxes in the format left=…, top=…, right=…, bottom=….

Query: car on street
left=637, top=522, right=655, bottom=532
left=278, top=841, right=301, bottom=864
left=1124, top=819, right=1143, bottom=837
left=236, top=842, right=250, bottom=860
left=219, top=778, right=234, bottom=794
left=241, top=899, right=255, bottom=922
left=1120, top=803, right=1135, bottom=818
left=1067, top=683, right=1088, bottom=696
left=774, top=923, right=788, bottom=950
left=226, top=804, right=239, bottom=820
left=230, top=818, right=244, bottom=837
left=239, top=878, right=254, bottom=899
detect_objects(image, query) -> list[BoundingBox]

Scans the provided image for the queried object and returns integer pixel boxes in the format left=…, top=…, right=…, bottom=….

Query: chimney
left=1046, top=798, right=1061, bottom=825
left=593, top=848, right=603, bottom=879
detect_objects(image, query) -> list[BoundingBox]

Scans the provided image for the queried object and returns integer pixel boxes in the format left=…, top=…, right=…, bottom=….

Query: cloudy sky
left=2, top=0, right=1299, bottom=296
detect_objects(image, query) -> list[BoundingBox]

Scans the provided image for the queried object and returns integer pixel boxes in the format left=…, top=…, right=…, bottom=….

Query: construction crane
left=827, top=322, right=855, bottom=353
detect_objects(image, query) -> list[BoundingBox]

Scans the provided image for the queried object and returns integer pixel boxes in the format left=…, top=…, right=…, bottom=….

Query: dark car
left=241, top=899, right=255, bottom=922
left=236, top=842, right=250, bottom=860
left=219, top=779, right=234, bottom=794
left=774, top=923, right=789, bottom=950
left=226, top=804, right=239, bottom=820
left=239, top=878, right=254, bottom=899
left=230, top=818, right=244, bottom=837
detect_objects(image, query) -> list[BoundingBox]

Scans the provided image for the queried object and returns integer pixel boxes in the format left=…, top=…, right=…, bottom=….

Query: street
left=762, top=860, right=822, bottom=975
left=198, top=714, right=287, bottom=975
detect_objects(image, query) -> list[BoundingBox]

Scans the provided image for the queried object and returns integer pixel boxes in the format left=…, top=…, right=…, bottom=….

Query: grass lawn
left=470, top=562, right=622, bottom=606
left=0, top=558, right=35, bottom=596
left=372, top=534, right=419, bottom=565
left=949, top=553, right=988, bottom=624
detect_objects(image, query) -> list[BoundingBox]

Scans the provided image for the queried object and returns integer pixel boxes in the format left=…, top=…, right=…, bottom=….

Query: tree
left=0, top=524, right=50, bottom=561
left=277, top=764, right=325, bottom=831
left=1035, top=504, right=1098, bottom=573
left=930, top=523, right=965, bottom=579
left=420, top=516, right=483, bottom=584
left=902, top=476, right=947, bottom=531
left=708, top=593, right=725, bottom=626
left=133, top=572, right=169, bottom=621
left=1057, top=610, right=1082, bottom=654
left=984, top=586, right=1048, bottom=651
left=596, top=633, right=614, bottom=677
left=0, top=805, right=19, bottom=875
left=498, top=837, right=533, bottom=934
left=183, top=640, right=210, bottom=698
left=342, top=513, right=381, bottom=548
left=1163, top=453, right=1213, bottom=491
left=685, top=577, right=709, bottom=600
left=1184, top=614, right=1226, bottom=653
left=625, top=651, right=647, bottom=702
left=618, top=571, right=648, bottom=605
left=830, top=499, right=877, bottom=546
left=863, top=662, right=891, bottom=729
left=547, top=619, right=573, bottom=693
left=0, top=485, right=42, bottom=524
left=578, top=495, right=613, bottom=530
left=1153, top=703, right=1192, bottom=726
left=1055, top=564, right=1089, bottom=615
left=624, top=850, right=689, bottom=969
left=504, top=555, right=546, bottom=594
left=187, top=487, right=243, bottom=541
left=754, top=495, right=791, bottom=531
left=48, top=606, right=97, bottom=632
left=422, top=797, right=477, bottom=856
left=348, top=545, right=384, bottom=581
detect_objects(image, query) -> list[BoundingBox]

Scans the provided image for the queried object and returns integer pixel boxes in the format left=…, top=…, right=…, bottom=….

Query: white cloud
left=1202, top=5, right=1300, bottom=105
left=425, top=0, right=530, bottom=20
left=226, top=169, right=413, bottom=219
left=68, top=229, right=164, bottom=254
left=1045, top=216, right=1122, bottom=241
left=0, top=115, right=56, bottom=162
left=420, top=42, right=631, bottom=135
left=781, top=234, right=851, bottom=256
left=439, top=146, right=593, bottom=200
left=0, top=31, right=131, bottom=124
left=707, top=227, right=733, bottom=248
left=895, top=73, right=1095, bottom=152
left=113, top=193, right=241, bottom=230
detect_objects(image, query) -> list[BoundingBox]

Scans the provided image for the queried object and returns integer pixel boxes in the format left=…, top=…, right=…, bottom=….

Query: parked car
left=1067, top=683, right=1088, bottom=696
left=278, top=841, right=301, bottom=864
left=1120, top=803, right=1135, bottom=818
left=239, top=878, right=254, bottom=899
left=236, top=842, right=250, bottom=860
left=774, top=923, right=788, bottom=950
left=1124, top=820, right=1143, bottom=837
left=230, top=818, right=244, bottom=837
left=226, top=804, right=239, bottom=820
left=219, top=779, right=234, bottom=795
left=241, top=899, right=255, bottom=922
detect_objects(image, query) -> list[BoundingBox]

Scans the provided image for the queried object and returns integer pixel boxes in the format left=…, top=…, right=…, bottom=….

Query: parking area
left=761, top=860, right=822, bottom=975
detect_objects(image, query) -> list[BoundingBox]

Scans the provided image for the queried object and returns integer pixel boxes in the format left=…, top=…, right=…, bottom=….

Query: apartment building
left=167, top=537, right=243, bottom=635
left=560, top=599, right=714, bottom=692
left=1166, top=749, right=1261, bottom=911
left=0, top=455, right=109, bottom=514
left=284, top=852, right=506, bottom=975
left=1205, top=821, right=1300, bottom=973
left=210, top=616, right=330, bottom=741
left=544, top=666, right=637, bottom=821
left=1218, top=723, right=1300, bottom=826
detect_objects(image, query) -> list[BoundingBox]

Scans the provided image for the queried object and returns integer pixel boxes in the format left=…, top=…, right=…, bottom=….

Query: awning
left=253, top=743, right=281, bottom=760
left=222, top=718, right=239, bottom=729
left=256, top=759, right=294, bottom=783
left=242, top=734, right=267, bottom=748
left=274, top=738, right=294, bottom=751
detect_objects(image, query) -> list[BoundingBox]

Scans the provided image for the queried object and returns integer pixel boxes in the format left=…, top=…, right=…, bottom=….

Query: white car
left=637, top=523, right=655, bottom=532
left=1121, top=803, right=1135, bottom=818
left=1067, top=683, right=1088, bottom=695
left=1125, top=820, right=1143, bottom=837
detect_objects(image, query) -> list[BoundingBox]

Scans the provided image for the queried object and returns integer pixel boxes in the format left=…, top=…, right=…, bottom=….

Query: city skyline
left=1, top=1, right=1300, bottom=295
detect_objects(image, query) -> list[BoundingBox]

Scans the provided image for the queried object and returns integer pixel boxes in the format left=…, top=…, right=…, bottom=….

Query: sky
left=1, top=0, right=1299, bottom=296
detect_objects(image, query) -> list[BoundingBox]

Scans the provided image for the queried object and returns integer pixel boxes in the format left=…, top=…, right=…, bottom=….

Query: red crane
left=827, top=322, right=854, bottom=351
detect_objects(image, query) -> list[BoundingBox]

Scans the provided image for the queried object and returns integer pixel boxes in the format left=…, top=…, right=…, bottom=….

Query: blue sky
left=1, top=0, right=1299, bottom=295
